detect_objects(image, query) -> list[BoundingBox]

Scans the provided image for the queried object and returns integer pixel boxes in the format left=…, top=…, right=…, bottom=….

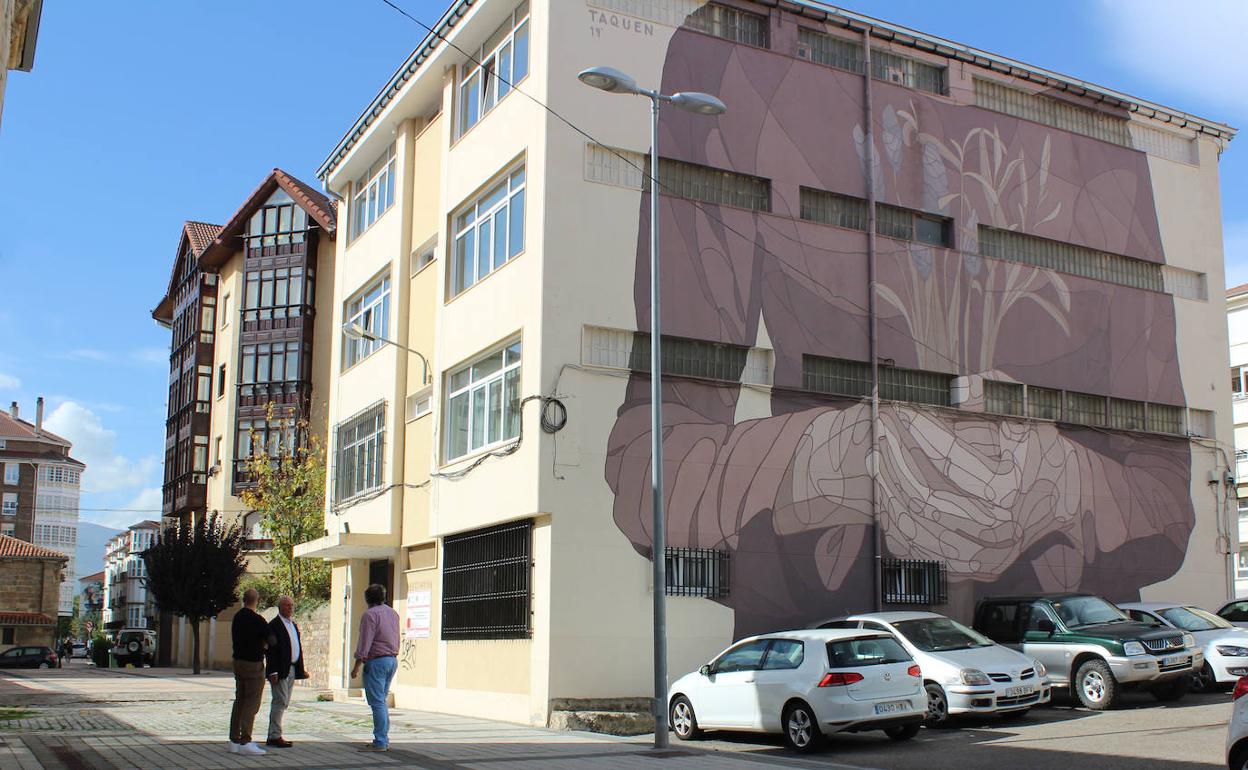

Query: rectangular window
left=584, top=143, right=646, bottom=189
left=649, top=158, right=770, bottom=212
left=335, top=404, right=386, bottom=501
left=684, top=3, right=768, bottom=48
left=881, top=558, right=947, bottom=605
left=1065, top=392, right=1107, bottom=427
left=221, top=294, right=230, bottom=328
left=451, top=166, right=526, bottom=297
left=1187, top=408, right=1215, bottom=439
left=1238, top=548, right=1248, bottom=580
left=411, top=243, right=436, bottom=274
left=800, top=188, right=951, bottom=247
left=665, top=547, right=730, bottom=598
left=2, top=492, right=16, bottom=516
left=1162, top=265, right=1208, bottom=301
left=1027, top=386, right=1062, bottom=420
left=881, top=366, right=952, bottom=406
left=406, top=388, right=433, bottom=421
left=979, top=225, right=1165, bottom=293
left=803, top=356, right=871, bottom=398
left=872, top=49, right=945, bottom=95
left=974, top=77, right=1131, bottom=147
left=1147, top=403, right=1184, bottom=435
left=984, top=381, right=1023, bottom=416
left=457, top=2, right=530, bottom=136
left=1108, top=398, right=1146, bottom=432
left=217, top=364, right=226, bottom=398
left=343, top=276, right=392, bottom=369
left=796, top=28, right=944, bottom=94
left=630, top=334, right=748, bottom=382
left=1234, top=367, right=1244, bottom=396
left=2, top=464, right=17, bottom=485
left=441, top=519, right=532, bottom=640
left=350, top=144, right=397, bottom=240
left=445, top=342, right=522, bottom=461
left=798, top=27, right=864, bottom=73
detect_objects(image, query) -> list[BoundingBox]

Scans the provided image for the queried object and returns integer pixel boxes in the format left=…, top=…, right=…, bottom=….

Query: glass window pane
left=508, top=190, right=525, bottom=257
left=504, top=367, right=520, bottom=439
left=470, top=386, right=487, bottom=450
left=472, top=351, right=504, bottom=380
left=513, top=22, right=529, bottom=82
left=488, top=379, right=503, bottom=444
left=448, top=393, right=469, bottom=459
left=478, top=219, right=493, bottom=281
left=493, top=208, right=508, bottom=269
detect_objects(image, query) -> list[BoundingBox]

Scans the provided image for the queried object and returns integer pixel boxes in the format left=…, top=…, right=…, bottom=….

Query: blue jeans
left=363, top=656, right=397, bottom=748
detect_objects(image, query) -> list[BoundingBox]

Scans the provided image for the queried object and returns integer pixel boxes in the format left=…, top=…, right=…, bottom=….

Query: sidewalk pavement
left=0, top=663, right=843, bottom=770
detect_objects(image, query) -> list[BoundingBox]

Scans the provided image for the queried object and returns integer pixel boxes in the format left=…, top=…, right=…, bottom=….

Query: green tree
left=238, top=411, right=329, bottom=601
left=141, top=515, right=246, bottom=675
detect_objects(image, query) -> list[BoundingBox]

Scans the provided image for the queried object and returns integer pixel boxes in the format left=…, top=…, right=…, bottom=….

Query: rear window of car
left=825, top=636, right=911, bottom=667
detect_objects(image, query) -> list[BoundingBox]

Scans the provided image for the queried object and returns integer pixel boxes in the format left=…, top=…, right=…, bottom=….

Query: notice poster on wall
left=405, top=588, right=431, bottom=639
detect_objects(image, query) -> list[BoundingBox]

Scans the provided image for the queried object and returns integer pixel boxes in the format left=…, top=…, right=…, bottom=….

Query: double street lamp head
left=577, top=66, right=726, bottom=115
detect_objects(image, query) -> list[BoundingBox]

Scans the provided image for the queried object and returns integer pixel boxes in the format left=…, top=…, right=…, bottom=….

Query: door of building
left=368, top=559, right=393, bottom=606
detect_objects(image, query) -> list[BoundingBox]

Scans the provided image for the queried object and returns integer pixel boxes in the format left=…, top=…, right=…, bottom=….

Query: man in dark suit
left=264, top=595, right=308, bottom=748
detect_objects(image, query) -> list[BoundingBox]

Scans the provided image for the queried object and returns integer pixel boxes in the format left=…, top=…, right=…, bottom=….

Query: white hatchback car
left=815, top=612, right=1051, bottom=725
left=1120, top=602, right=1248, bottom=691
left=668, top=629, right=926, bottom=753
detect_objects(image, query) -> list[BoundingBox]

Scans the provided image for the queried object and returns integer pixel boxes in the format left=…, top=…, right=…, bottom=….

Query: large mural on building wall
left=603, top=25, right=1195, bottom=638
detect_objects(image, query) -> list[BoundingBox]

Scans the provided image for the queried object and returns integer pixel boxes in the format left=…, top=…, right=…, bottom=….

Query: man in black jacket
left=264, top=595, right=308, bottom=748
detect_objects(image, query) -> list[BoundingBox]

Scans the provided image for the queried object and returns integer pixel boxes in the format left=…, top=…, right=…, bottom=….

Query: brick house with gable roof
left=0, top=533, right=67, bottom=648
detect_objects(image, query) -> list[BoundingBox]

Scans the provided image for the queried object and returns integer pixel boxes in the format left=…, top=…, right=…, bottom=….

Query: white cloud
left=124, top=488, right=163, bottom=517
left=0, top=373, right=19, bottom=390
left=130, top=348, right=168, bottom=366
left=43, top=401, right=159, bottom=493
left=1094, top=0, right=1248, bottom=122
left=53, top=349, right=111, bottom=362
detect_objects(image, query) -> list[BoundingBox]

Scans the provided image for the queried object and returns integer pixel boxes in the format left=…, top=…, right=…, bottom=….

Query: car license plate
left=874, top=701, right=911, bottom=715
left=1005, top=685, right=1034, bottom=698
left=1163, top=655, right=1187, bottom=667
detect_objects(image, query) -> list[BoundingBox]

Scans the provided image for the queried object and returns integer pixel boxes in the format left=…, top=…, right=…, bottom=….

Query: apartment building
left=296, top=0, right=1237, bottom=725
left=0, top=399, right=85, bottom=617
left=101, top=522, right=158, bottom=632
left=152, top=169, right=338, bottom=668
left=1230, top=284, right=1248, bottom=596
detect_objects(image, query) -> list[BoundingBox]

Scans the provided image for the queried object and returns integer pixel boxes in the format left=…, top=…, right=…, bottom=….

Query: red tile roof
left=184, top=221, right=223, bottom=255
left=1229, top=282, right=1248, bottom=298
left=0, top=409, right=72, bottom=446
left=78, top=570, right=105, bottom=583
left=0, top=612, right=54, bottom=626
left=0, top=535, right=70, bottom=561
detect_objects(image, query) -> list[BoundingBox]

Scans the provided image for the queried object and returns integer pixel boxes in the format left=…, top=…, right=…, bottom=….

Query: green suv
left=973, top=593, right=1202, bottom=710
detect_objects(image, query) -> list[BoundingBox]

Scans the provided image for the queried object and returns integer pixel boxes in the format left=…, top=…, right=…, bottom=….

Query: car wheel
left=39, top=662, right=51, bottom=669
left=1074, top=659, right=1117, bottom=710
left=1189, top=663, right=1216, bottom=693
left=782, top=701, right=823, bottom=753
left=923, top=683, right=949, bottom=727
left=669, top=696, right=702, bottom=741
left=884, top=722, right=920, bottom=741
left=1229, top=743, right=1248, bottom=770
left=1150, top=676, right=1188, bottom=702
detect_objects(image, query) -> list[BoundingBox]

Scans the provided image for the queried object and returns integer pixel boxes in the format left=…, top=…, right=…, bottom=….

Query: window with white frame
left=2, top=493, right=16, bottom=516
left=2, top=463, right=17, bottom=485
left=457, top=1, right=530, bottom=137
left=446, top=341, right=522, bottom=460
left=1239, top=548, right=1248, bottom=580
left=0, top=523, right=12, bottom=537
left=451, top=166, right=526, bottom=296
left=342, top=276, right=392, bottom=369
left=336, top=403, right=386, bottom=501
left=350, top=144, right=397, bottom=241
left=1233, top=367, right=1246, bottom=398
left=406, top=386, right=433, bottom=422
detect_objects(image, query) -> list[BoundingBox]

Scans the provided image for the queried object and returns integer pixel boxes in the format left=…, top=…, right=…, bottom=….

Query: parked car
left=813, top=612, right=1051, bottom=725
left=973, top=593, right=1201, bottom=710
left=1226, top=676, right=1248, bottom=769
left=667, top=629, right=926, bottom=753
left=1218, top=600, right=1248, bottom=629
left=113, top=629, right=156, bottom=667
left=0, top=646, right=58, bottom=668
left=1120, top=602, right=1248, bottom=692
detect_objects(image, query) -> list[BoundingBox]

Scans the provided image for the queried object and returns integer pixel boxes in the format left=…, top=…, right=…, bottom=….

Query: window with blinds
left=684, top=3, right=769, bottom=48
left=630, top=334, right=748, bottom=382
left=801, top=188, right=952, bottom=247
left=648, top=157, right=770, bottom=211
left=1065, top=392, right=1107, bottom=427
left=984, top=381, right=1023, bottom=416
left=973, top=78, right=1131, bottom=147
left=979, top=226, right=1164, bottom=292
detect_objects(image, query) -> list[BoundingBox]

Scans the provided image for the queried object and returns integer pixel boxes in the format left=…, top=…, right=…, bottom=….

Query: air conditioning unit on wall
left=884, top=66, right=906, bottom=85
left=795, top=42, right=810, bottom=60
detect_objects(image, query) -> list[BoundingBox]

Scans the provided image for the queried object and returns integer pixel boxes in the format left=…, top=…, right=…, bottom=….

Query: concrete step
left=548, top=709, right=654, bottom=736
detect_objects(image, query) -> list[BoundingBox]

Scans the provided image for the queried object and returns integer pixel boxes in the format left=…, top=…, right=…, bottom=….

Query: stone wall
left=294, top=602, right=329, bottom=690
left=0, top=557, right=65, bottom=648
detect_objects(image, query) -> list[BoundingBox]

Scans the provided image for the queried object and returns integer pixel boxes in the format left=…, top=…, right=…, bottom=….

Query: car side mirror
left=699, top=664, right=712, bottom=677
left=1037, top=619, right=1055, bottom=635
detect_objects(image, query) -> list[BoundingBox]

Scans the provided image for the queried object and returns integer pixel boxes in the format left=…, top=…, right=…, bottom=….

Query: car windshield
left=893, top=617, right=993, bottom=652
left=1049, top=596, right=1129, bottom=628
left=826, top=636, right=911, bottom=667
left=1158, top=606, right=1232, bottom=632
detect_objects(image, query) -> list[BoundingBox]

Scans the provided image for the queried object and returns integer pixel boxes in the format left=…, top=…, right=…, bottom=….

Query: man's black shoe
left=265, top=738, right=293, bottom=748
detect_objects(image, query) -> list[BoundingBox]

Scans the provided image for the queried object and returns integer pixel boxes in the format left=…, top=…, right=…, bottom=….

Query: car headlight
left=1032, top=659, right=1048, bottom=678
left=1217, top=645, right=1248, bottom=657
left=1123, top=641, right=1146, bottom=656
left=1182, top=634, right=1196, bottom=649
left=959, top=668, right=992, bottom=686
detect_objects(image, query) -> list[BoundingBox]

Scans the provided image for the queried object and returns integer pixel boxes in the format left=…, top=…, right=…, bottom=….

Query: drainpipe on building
left=863, top=29, right=883, bottom=613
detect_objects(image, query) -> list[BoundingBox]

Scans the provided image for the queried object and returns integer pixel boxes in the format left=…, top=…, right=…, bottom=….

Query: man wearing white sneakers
left=228, top=588, right=270, bottom=756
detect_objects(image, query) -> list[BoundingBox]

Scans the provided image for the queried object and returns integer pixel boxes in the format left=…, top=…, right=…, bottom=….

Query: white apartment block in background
left=102, top=521, right=159, bottom=632
left=1229, top=283, right=1248, bottom=596
left=33, top=462, right=81, bottom=615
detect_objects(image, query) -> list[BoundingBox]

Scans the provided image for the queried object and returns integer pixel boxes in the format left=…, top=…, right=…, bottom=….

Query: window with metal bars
left=1147, top=403, right=1184, bottom=435
left=984, top=381, right=1023, bottom=416
left=645, top=157, right=770, bottom=212
left=1027, top=387, right=1062, bottom=420
left=798, top=27, right=863, bottom=72
left=1108, top=398, right=1146, bottom=431
left=684, top=2, right=769, bottom=48
left=796, top=28, right=945, bottom=95
left=803, top=355, right=872, bottom=398
left=441, top=519, right=532, bottom=640
left=665, top=547, right=730, bottom=598
left=880, top=366, right=952, bottom=406
left=882, top=558, right=947, bottom=604
left=800, top=188, right=952, bottom=247
left=630, top=334, right=748, bottom=382
left=973, top=78, right=1131, bottom=147
left=1064, top=392, right=1107, bottom=427
left=978, top=225, right=1164, bottom=293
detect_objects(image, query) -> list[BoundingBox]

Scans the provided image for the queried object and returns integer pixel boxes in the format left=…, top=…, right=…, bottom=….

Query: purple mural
left=603, top=25, right=1193, bottom=639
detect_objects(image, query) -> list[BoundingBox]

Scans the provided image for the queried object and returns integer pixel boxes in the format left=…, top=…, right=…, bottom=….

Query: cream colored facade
left=301, top=0, right=1237, bottom=726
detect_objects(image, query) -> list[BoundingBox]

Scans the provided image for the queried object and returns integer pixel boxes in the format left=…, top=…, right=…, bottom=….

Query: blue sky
left=0, top=0, right=1243, bottom=529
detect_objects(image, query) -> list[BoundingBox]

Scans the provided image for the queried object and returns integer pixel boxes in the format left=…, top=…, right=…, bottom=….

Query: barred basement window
left=1147, top=403, right=1184, bottom=435
left=803, top=355, right=871, bottom=398
left=984, top=381, right=1023, bottom=416
left=979, top=226, right=1164, bottom=293
left=800, top=187, right=868, bottom=231
left=1108, top=398, right=1146, bottom=431
left=1027, top=386, right=1062, bottom=420
left=665, top=547, right=730, bottom=598
left=882, top=558, right=947, bottom=605
left=442, top=519, right=532, bottom=640
left=880, top=366, right=952, bottom=406
left=684, top=2, right=769, bottom=48
left=973, top=78, right=1131, bottom=147
left=800, top=188, right=951, bottom=247
left=630, top=334, right=748, bottom=382
left=584, top=143, right=645, bottom=189
left=1065, top=392, right=1107, bottom=427
left=872, top=49, right=945, bottom=95
left=647, top=157, right=770, bottom=212
left=797, top=27, right=864, bottom=73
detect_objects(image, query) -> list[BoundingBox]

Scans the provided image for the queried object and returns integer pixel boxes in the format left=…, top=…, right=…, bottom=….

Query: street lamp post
left=577, top=66, right=725, bottom=750
left=341, top=321, right=431, bottom=385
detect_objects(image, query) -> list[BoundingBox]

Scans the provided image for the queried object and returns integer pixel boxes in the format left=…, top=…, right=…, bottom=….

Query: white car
left=668, top=629, right=926, bottom=753
left=1120, top=602, right=1248, bottom=692
left=815, top=612, right=1051, bottom=725
left=1226, top=676, right=1248, bottom=769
